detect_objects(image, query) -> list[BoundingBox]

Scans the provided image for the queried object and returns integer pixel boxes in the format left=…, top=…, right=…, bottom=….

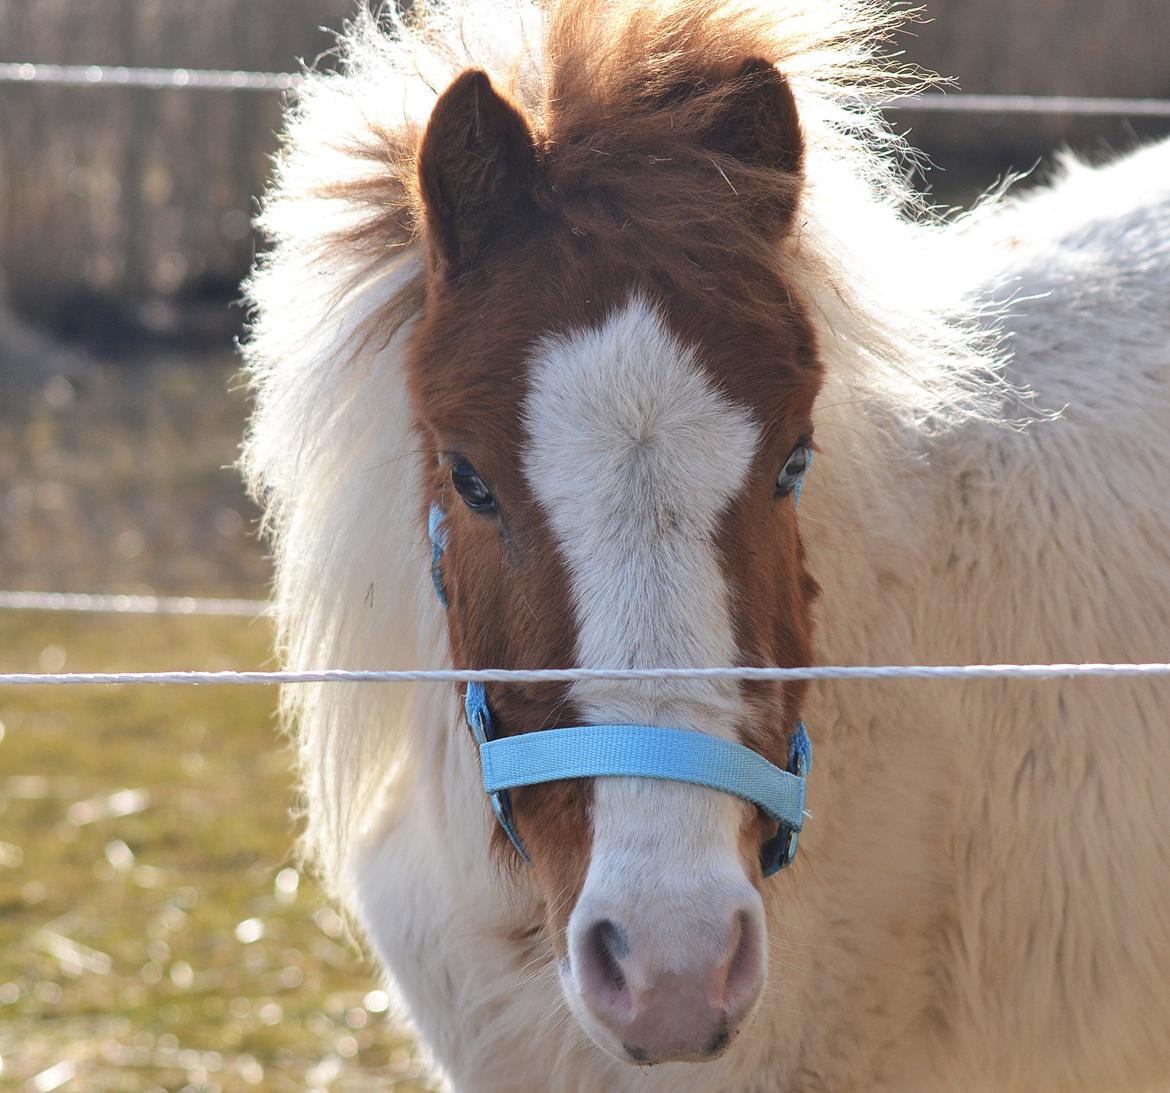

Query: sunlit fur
left=242, top=1, right=1170, bottom=1089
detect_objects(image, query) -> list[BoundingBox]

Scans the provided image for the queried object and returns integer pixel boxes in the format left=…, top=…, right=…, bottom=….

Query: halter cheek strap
left=429, top=453, right=812, bottom=877
left=465, top=679, right=530, bottom=863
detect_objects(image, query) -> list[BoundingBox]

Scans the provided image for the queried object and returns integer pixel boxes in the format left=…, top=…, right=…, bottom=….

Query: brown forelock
left=401, top=2, right=824, bottom=936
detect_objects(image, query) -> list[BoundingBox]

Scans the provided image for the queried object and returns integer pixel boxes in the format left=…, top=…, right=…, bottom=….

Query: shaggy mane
left=259, top=0, right=928, bottom=346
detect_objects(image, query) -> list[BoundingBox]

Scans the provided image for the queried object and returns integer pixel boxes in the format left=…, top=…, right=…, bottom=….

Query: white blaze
left=522, top=295, right=762, bottom=974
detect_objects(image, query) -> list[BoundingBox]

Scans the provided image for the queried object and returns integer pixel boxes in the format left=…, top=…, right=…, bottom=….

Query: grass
left=0, top=616, right=432, bottom=1092
left=0, top=345, right=431, bottom=1090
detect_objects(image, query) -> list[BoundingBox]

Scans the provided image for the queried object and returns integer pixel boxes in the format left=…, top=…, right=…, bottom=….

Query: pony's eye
left=775, top=444, right=811, bottom=498
left=450, top=458, right=496, bottom=512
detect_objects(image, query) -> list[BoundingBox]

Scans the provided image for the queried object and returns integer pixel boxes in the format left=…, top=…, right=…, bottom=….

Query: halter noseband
left=429, top=455, right=812, bottom=877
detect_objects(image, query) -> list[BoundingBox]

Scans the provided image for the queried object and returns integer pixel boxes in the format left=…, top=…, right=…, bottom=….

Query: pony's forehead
left=412, top=269, right=821, bottom=450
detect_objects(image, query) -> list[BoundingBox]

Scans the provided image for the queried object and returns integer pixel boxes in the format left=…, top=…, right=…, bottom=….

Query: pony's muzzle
left=568, top=900, right=766, bottom=1064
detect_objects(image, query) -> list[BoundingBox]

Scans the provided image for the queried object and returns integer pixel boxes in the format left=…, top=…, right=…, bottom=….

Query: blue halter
left=429, top=454, right=812, bottom=877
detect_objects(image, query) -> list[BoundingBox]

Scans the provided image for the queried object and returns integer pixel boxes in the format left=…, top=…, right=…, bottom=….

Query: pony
left=241, top=1, right=1170, bottom=1088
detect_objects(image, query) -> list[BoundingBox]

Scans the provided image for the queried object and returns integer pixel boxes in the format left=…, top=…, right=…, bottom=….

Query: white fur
left=242, top=2, right=1170, bottom=1089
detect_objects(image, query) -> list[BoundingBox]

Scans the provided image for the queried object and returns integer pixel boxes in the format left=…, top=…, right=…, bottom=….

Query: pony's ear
left=417, top=69, right=539, bottom=276
left=704, top=59, right=804, bottom=177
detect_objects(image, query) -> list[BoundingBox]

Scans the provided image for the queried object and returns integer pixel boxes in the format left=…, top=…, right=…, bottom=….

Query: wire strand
left=1, top=663, right=1168, bottom=687
left=0, top=591, right=268, bottom=618
left=0, top=62, right=300, bottom=91
left=3, top=63, right=1170, bottom=117
left=886, top=92, right=1170, bottom=117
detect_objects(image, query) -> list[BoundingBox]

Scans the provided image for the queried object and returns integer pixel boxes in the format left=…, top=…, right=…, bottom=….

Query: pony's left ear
left=417, top=68, right=539, bottom=276
left=705, top=59, right=804, bottom=177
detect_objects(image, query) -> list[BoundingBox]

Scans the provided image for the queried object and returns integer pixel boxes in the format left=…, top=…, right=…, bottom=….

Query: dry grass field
left=0, top=338, right=430, bottom=1091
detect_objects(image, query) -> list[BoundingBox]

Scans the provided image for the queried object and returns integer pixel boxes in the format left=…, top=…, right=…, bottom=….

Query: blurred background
left=0, top=1, right=1167, bottom=1089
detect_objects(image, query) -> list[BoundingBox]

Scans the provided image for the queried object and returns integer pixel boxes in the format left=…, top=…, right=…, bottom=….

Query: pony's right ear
left=417, top=69, right=539, bottom=276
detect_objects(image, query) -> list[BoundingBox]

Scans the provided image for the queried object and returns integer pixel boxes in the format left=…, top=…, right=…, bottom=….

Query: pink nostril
left=578, top=919, right=634, bottom=1022
left=722, top=909, right=764, bottom=1013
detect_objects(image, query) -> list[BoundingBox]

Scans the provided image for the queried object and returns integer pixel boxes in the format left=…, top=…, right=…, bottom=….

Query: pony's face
left=408, top=63, right=820, bottom=1065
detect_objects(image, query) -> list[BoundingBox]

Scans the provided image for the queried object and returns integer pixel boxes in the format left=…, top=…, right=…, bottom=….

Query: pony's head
left=407, top=14, right=822, bottom=1065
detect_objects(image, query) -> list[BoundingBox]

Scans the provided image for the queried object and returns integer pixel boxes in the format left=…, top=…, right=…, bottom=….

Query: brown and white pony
left=242, top=1, right=1170, bottom=1088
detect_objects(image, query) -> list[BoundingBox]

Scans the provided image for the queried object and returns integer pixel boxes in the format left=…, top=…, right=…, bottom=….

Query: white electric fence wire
left=3, top=63, right=1170, bottom=117
left=1, top=664, right=1168, bottom=687
left=0, top=591, right=268, bottom=617
left=0, top=62, right=301, bottom=92
left=885, top=92, right=1170, bottom=117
